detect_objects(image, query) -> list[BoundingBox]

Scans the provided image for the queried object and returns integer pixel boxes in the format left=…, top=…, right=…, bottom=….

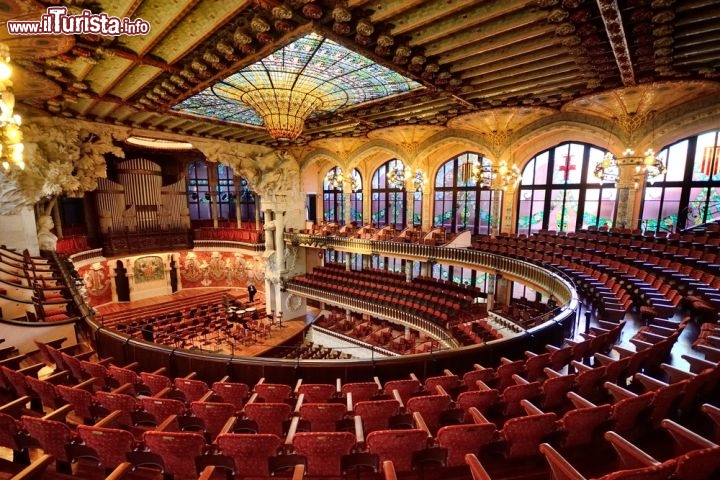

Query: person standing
left=247, top=283, right=257, bottom=303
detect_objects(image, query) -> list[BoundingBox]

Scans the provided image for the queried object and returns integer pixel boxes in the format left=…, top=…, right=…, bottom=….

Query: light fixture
left=174, top=32, right=422, bottom=141
left=465, top=158, right=521, bottom=189
left=594, top=148, right=666, bottom=187
left=0, top=43, right=24, bottom=171
left=325, top=167, right=360, bottom=192
left=387, top=162, right=426, bottom=191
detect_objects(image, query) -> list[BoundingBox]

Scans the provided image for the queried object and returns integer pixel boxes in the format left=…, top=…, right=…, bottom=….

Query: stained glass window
left=640, top=130, right=720, bottom=232
left=323, top=166, right=344, bottom=224
left=433, top=152, right=497, bottom=235
left=187, top=161, right=211, bottom=221
left=216, top=164, right=235, bottom=221
left=173, top=32, right=423, bottom=128
left=239, top=178, right=256, bottom=222
left=371, top=159, right=407, bottom=228
left=516, top=142, right=614, bottom=234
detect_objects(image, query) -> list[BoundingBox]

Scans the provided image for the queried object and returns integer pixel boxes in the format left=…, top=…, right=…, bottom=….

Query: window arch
left=640, top=129, right=720, bottom=232
left=371, top=159, right=407, bottom=228
left=433, top=152, right=496, bottom=235
left=516, top=142, right=615, bottom=235
left=187, top=160, right=211, bottom=221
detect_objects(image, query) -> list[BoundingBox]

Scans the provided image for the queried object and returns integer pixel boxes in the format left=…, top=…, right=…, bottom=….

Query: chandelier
left=594, top=148, right=666, bottom=187
left=325, top=167, right=360, bottom=192
left=387, top=162, right=426, bottom=191
left=464, top=159, right=521, bottom=189
left=0, top=43, right=24, bottom=171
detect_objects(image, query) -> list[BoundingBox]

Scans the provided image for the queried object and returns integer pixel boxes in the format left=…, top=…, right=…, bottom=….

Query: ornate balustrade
left=286, top=232, right=578, bottom=310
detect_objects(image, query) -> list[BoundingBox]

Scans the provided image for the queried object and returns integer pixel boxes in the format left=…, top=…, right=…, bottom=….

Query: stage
left=94, top=288, right=314, bottom=357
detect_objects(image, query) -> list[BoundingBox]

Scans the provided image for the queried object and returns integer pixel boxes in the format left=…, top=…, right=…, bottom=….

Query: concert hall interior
left=2, top=0, right=720, bottom=479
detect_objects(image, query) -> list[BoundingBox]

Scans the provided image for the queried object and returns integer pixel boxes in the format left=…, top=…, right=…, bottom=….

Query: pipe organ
left=95, top=158, right=190, bottom=234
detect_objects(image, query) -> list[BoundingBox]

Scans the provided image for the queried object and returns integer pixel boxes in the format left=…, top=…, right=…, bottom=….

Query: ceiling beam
left=595, top=0, right=636, bottom=86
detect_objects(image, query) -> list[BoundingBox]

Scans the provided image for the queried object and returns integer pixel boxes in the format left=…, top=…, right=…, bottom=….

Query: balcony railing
left=286, top=283, right=460, bottom=348
left=286, top=233, right=577, bottom=306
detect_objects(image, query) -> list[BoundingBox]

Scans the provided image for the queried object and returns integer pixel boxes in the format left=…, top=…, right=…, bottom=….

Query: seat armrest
left=604, top=431, right=659, bottom=469
left=604, top=382, right=637, bottom=402
left=660, top=363, right=695, bottom=383
left=567, top=392, right=597, bottom=409
left=634, top=373, right=669, bottom=392
left=662, top=418, right=718, bottom=453
left=520, top=399, right=544, bottom=416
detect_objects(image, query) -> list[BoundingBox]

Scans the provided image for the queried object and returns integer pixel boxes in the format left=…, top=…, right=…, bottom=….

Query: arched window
left=433, top=152, right=496, bottom=235
left=371, top=159, right=407, bottom=228
left=216, top=164, right=235, bottom=221
left=187, top=161, right=211, bottom=221
left=323, top=166, right=344, bottom=223
left=239, top=178, right=256, bottom=222
left=516, top=142, right=615, bottom=235
left=640, top=130, right=720, bottom=233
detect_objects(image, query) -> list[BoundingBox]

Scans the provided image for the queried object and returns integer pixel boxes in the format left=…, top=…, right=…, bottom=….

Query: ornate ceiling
left=4, top=0, right=720, bottom=147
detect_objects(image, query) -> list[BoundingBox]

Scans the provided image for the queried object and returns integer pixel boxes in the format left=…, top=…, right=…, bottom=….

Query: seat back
left=355, top=399, right=401, bottom=434
left=673, top=445, right=720, bottom=480
left=254, top=383, right=292, bottom=403
left=297, top=383, right=336, bottom=403
left=25, top=376, right=63, bottom=411
left=611, top=392, right=654, bottom=435
left=141, top=397, right=185, bottom=424
left=211, top=381, right=249, bottom=409
left=542, top=374, right=576, bottom=411
left=0, top=412, right=21, bottom=450
left=436, top=423, right=496, bottom=466
left=406, top=394, right=452, bottom=434
left=292, top=431, right=356, bottom=476
left=217, top=433, right=282, bottom=477
left=95, top=390, right=137, bottom=427
left=190, top=401, right=236, bottom=436
left=341, top=382, right=380, bottom=406
left=244, top=402, right=292, bottom=436
left=366, top=429, right=429, bottom=472
left=77, top=424, right=135, bottom=467
left=143, top=431, right=206, bottom=477
left=383, top=379, right=421, bottom=403
left=57, top=384, right=95, bottom=422
left=462, top=369, right=494, bottom=390
left=22, top=415, right=73, bottom=462
left=559, top=405, right=612, bottom=448
left=502, top=382, right=542, bottom=417
left=299, top=402, right=346, bottom=432
left=424, top=375, right=460, bottom=395
left=140, top=372, right=172, bottom=396
left=501, top=413, right=557, bottom=459
left=174, top=378, right=209, bottom=402
left=457, top=389, right=501, bottom=419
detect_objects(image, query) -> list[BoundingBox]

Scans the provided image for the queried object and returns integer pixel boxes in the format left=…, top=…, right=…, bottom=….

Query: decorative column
left=615, top=164, right=640, bottom=229
left=255, top=196, right=262, bottom=231
left=490, top=189, right=502, bottom=237
left=421, top=185, right=432, bottom=232
left=52, top=200, right=63, bottom=239
left=486, top=273, right=496, bottom=310
left=235, top=179, right=242, bottom=229
left=405, top=185, right=414, bottom=228
left=405, top=259, right=413, bottom=282
left=343, top=178, right=352, bottom=225
left=345, top=253, right=352, bottom=271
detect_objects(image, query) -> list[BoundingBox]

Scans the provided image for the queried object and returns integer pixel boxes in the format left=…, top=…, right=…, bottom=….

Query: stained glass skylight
left=173, top=32, right=423, bottom=140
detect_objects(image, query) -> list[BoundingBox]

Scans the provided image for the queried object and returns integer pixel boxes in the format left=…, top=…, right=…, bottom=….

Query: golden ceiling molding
left=562, top=81, right=720, bottom=141
left=446, top=107, right=557, bottom=156
left=308, top=137, right=369, bottom=162
left=366, top=125, right=445, bottom=158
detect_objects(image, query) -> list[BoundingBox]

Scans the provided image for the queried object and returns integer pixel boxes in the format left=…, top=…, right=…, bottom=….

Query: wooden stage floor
left=94, top=288, right=314, bottom=357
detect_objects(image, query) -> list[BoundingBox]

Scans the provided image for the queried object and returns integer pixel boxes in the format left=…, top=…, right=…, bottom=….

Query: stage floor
left=94, top=288, right=315, bottom=357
